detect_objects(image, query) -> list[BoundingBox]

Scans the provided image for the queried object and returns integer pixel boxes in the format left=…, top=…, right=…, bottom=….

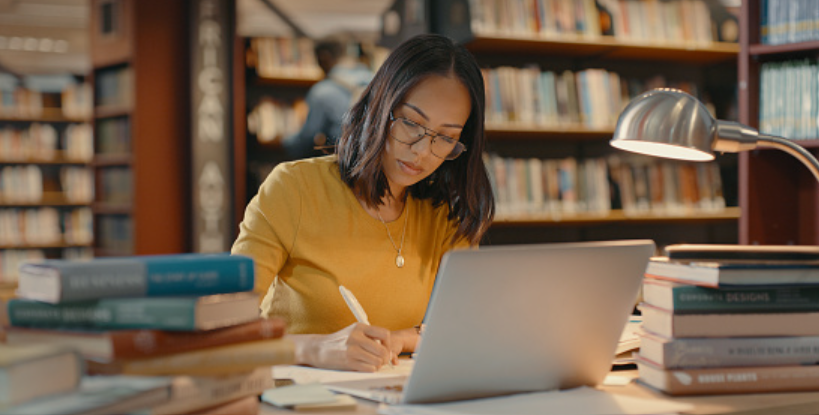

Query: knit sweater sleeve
left=231, top=162, right=303, bottom=298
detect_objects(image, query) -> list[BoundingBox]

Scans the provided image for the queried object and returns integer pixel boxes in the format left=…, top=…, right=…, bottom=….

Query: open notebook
left=324, top=240, right=655, bottom=404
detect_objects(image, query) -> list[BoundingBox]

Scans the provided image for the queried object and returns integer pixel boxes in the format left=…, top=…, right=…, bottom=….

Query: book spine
left=149, top=367, right=272, bottom=415
left=638, top=362, right=819, bottom=395
left=643, top=335, right=819, bottom=369
left=97, top=339, right=295, bottom=376
left=143, top=255, right=254, bottom=296
left=110, top=318, right=284, bottom=359
left=8, top=297, right=201, bottom=331
left=646, top=282, right=819, bottom=313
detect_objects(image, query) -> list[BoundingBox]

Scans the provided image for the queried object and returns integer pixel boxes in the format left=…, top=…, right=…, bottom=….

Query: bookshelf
left=0, top=80, right=94, bottom=283
left=89, top=0, right=188, bottom=256
left=738, top=0, right=819, bottom=245
left=460, top=0, right=740, bottom=246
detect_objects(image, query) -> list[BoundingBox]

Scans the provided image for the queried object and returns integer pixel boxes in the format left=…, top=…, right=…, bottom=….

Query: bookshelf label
left=191, top=0, right=233, bottom=253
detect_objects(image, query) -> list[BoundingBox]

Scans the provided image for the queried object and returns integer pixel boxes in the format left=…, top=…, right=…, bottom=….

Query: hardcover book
left=642, top=278, right=819, bottom=313
left=645, top=256, right=819, bottom=287
left=640, top=331, right=819, bottom=369
left=16, top=253, right=254, bottom=303
left=640, top=303, right=819, bottom=338
left=85, top=337, right=296, bottom=376
left=0, top=375, right=172, bottom=415
left=6, top=292, right=260, bottom=331
left=0, top=344, right=83, bottom=409
left=637, top=357, right=819, bottom=395
left=5, top=318, right=284, bottom=360
left=147, top=367, right=273, bottom=415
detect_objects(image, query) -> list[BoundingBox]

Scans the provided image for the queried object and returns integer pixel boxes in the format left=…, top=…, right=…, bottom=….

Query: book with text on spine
left=640, top=331, right=819, bottom=369
left=637, top=356, right=819, bottom=395
left=17, top=253, right=254, bottom=303
left=85, top=337, right=295, bottom=376
left=4, top=318, right=285, bottom=360
left=642, top=278, right=819, bottom=313
left=645, top=256, right=819, bottom=287
left=6, top=292, right=260, bottom=331
left=640, top=302, right=819, bottom=338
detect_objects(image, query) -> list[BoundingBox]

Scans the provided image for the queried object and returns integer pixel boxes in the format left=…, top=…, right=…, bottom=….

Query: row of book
left=483, top=66, right=705, bottom=130
left=95, top=116, right=131, bottom=155
left=636, top=244, right=819, bottom=395
left=98, top=166, right=132, bottom=205
left=0, top=81, right=93, bottom=120
left=1, top=248, right=94, bottom=284
left=247, top=97, right=308, bottom=144
left=0, top=123, right=93, bottom=162
left=95, top=66, right=133, bottom=110
left=1, top=253, right=296, bottom=414
left=468, top=0, right=716, bottom=44
left=759, top=59, right=819, bottom=141
left=0, top=206, right=93, bottom=248
left=485, top=153, right=726, bottom=219
left=760, top=0, right=819, bottom=45
left=0, top=165, right=93, bottom=204
left=96, top=215, right=133, bottom=256
left=248, top=37, right=323, bottom=80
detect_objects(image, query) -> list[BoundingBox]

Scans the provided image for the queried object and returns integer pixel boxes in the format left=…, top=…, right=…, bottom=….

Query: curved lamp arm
left=757, top=135, right=819, bottom=183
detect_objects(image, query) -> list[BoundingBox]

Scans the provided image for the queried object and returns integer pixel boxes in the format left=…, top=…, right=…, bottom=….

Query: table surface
left=257, top=370, right=819, bottom=415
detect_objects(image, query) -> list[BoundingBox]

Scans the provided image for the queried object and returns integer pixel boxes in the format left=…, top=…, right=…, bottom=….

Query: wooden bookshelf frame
left=492, top=207, right=741, bottom=227
left=738, top=0, right=819, bottom=245
left=466, top=35, right=739, bottom=64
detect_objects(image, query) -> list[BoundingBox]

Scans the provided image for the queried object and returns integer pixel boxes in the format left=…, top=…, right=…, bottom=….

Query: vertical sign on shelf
left=191, top=0, right=233, bottom=253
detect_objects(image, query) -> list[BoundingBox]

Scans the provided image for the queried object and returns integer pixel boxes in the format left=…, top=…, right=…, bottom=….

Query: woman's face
left=381, top=74, right=471, bottom=197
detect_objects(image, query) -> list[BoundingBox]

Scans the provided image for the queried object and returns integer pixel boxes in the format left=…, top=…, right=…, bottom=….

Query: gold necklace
left=376, top=202, right=409, bottom=268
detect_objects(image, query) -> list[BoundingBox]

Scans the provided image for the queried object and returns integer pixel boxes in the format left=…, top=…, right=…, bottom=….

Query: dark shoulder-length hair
left=336, top=34, right=494, bottom=246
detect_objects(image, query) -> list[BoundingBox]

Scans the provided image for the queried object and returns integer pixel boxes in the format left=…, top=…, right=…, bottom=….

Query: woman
left=232, top=34, right=494, bottom=372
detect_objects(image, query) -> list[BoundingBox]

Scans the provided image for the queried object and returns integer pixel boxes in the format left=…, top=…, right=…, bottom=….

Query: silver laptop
left=325, top=239, right=655, bottom=404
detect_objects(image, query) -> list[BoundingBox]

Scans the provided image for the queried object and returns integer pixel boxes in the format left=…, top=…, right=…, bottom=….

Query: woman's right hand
left=292, top=323, right=394, bottom=372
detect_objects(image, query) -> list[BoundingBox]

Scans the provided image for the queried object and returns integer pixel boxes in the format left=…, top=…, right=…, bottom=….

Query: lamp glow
left=610, top=88, right=819, bottom=183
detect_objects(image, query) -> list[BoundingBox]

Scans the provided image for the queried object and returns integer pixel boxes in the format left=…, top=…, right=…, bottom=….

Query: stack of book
left=1, top=253, right=294, bottom=415
left=635, top=244, right=819, bottom=395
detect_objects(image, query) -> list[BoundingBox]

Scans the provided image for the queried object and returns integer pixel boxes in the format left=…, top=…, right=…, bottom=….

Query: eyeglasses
left=388, top=112, right=467, bottom=160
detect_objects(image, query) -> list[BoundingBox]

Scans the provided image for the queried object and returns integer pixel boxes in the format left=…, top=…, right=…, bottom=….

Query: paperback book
left=645, top=256, right=819, bottom=287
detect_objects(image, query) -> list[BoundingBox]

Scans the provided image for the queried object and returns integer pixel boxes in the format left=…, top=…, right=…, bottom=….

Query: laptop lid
left=400, top=239, right=655, bottom=404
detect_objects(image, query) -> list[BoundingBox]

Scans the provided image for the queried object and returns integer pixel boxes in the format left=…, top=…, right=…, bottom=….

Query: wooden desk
left=257, top=370, right=819, bottom=415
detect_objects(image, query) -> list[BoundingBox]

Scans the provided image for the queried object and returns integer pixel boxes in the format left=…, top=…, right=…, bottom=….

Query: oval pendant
left=396, top=254, right=405, bottom=268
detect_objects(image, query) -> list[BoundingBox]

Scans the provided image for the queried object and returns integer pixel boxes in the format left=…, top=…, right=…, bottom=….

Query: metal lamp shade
left=610, top=88, right=716, bottom=161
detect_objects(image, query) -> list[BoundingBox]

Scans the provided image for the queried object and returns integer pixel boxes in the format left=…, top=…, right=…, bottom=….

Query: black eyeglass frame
left=388, top=112, right=467, bottom=160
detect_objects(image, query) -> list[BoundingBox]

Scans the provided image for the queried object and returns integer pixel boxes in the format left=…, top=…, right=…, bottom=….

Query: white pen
left=339, top=285, right=394, bottom=367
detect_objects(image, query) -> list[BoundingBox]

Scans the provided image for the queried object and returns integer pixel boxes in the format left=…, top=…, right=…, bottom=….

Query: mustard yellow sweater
left=231, top=155, right=468, bottom=334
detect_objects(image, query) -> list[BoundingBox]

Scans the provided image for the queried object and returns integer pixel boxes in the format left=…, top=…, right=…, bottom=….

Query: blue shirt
left=283, top=63, right=373, bottom=159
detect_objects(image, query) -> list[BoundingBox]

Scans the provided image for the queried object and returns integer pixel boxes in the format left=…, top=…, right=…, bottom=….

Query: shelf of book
left=738, top=0, right=819, bottom=245
left=0, top=114, right=91, bottom=124
left=748, top=40, right=819, bottom=57
left=93, top=106, right=132, bottom=120
left=0, top=242, right=94, bottom=250
left=0, top=156, right=91, bottom=165
left=92, top=154, right=132, bottom=166
left=91, top=203, right=133, bottom=215
left=492, top=207, right=740, bottom=227
left=465, top=35, right=739, bottom=64
left=252, top=74, right=322, bottom=88
left=486, top=125, right=613, bottom=140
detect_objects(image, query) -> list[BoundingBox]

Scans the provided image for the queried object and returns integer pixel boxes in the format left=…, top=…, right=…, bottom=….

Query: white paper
left=376, top=386, right=692, bottom=415
left=273, top=359, right=415, bottom=384
left=261, top=383, right=336, bottom=406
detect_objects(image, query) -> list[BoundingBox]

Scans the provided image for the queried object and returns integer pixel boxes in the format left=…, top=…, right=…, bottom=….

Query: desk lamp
left=610, top=88, right=819, bottom=182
